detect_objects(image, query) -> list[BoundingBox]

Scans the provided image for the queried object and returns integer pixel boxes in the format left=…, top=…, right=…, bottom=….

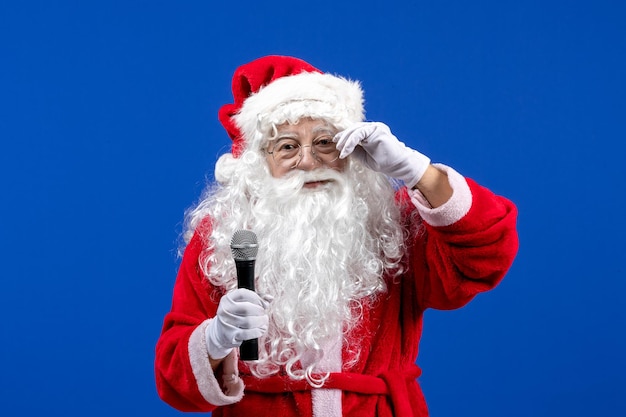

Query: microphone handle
left=240, top=339, right=259, bottom=361
left=235, top=259, right=255, bottom=291
left=235, top=259, right=258, bottom=360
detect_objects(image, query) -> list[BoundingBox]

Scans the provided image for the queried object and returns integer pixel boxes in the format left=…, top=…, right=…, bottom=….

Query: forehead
left=275, top=118, right=337, bottom=136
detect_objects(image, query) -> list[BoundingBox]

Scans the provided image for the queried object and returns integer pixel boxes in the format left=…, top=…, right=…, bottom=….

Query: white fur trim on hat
left=233, top=71, right=364, bottom=152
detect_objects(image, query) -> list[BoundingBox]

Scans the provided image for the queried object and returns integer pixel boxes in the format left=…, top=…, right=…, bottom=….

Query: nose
left=295, top=145, right=320, bottom=171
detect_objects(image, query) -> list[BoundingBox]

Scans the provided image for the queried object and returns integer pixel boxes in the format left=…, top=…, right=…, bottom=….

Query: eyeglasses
left=266, top=136, right=340, bottom=169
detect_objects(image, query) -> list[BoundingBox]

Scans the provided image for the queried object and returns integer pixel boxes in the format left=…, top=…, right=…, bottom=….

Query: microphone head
left=230, top=230, right=258, bottom=261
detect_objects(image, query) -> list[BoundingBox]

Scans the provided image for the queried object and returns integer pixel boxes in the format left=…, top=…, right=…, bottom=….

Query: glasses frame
left=265, top=137, right=340, bottom=169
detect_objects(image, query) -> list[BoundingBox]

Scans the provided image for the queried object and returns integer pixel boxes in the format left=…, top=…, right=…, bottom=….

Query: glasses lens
left=312, top=137, right=338, bottom=156
left=271, top=139, right=300, bottom=166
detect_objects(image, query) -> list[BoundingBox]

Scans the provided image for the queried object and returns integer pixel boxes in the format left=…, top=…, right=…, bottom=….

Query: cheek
left=329, top=157, right=347, bottom=172
left=267, top=156, right=287, bottom=178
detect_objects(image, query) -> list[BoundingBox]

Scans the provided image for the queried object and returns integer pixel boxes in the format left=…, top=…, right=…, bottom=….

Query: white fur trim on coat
left=188, top=319, right=244, bottom=406
left=410, top=163, right=472, bottom=227
left=311, top=336, right=343, bottom=417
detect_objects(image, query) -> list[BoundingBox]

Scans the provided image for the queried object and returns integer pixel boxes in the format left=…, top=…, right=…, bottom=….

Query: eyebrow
left=274, top=132, right=298, bottom=141
left=312, top=126, right=337, bottom=136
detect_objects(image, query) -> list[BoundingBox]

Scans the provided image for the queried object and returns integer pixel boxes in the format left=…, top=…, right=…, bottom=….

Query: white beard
left=249, top=169, right=388, bottom=384
left=191, top=160, right=405, bottom=386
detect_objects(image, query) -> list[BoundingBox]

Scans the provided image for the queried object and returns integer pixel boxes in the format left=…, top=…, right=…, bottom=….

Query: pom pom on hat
left=214, top=153, right=237, bottom=185
left=218, top=55, right=364, bottom=158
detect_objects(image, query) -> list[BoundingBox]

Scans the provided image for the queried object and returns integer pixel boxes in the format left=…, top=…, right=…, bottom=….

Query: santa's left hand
left=334, top=122, right=431, bottom=188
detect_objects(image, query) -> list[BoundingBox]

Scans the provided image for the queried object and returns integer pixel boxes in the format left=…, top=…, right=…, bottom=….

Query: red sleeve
left=154, top=221, right=221, bottom=412
left=408, top=178, right=519, bottom=310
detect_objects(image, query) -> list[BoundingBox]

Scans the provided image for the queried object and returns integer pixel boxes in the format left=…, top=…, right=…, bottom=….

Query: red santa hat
left=218, top=55, right=364, bottom=158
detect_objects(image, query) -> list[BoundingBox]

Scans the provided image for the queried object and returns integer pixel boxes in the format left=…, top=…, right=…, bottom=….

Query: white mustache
left=263, top=168, right=348, bottom=205
left=284, top=168, right=343, bottom=187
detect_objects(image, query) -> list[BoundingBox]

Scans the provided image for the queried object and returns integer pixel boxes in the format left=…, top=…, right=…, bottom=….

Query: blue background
left=1, top=1, right=624, bottom=416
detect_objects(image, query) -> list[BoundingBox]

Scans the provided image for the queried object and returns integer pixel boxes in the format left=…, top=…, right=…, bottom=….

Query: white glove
left=334, top=122, right=431, bottom=189
left=205, top=288, right=269, bottom=360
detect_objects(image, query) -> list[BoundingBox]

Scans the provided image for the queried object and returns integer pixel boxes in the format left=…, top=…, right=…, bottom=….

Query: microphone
left=230, top=230, right=259, bottom=361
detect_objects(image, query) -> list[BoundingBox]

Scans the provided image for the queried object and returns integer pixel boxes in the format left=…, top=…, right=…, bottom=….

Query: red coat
left=155, top=166, right=519, bottom=416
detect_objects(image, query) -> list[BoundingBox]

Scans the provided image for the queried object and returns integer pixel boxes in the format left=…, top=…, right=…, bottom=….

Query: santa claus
left=155, top=55, right=518, bottom=417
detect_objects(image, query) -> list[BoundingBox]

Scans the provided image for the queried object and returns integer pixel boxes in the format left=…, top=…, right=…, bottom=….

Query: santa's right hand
left=205, top=288, right=269, bottom=360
